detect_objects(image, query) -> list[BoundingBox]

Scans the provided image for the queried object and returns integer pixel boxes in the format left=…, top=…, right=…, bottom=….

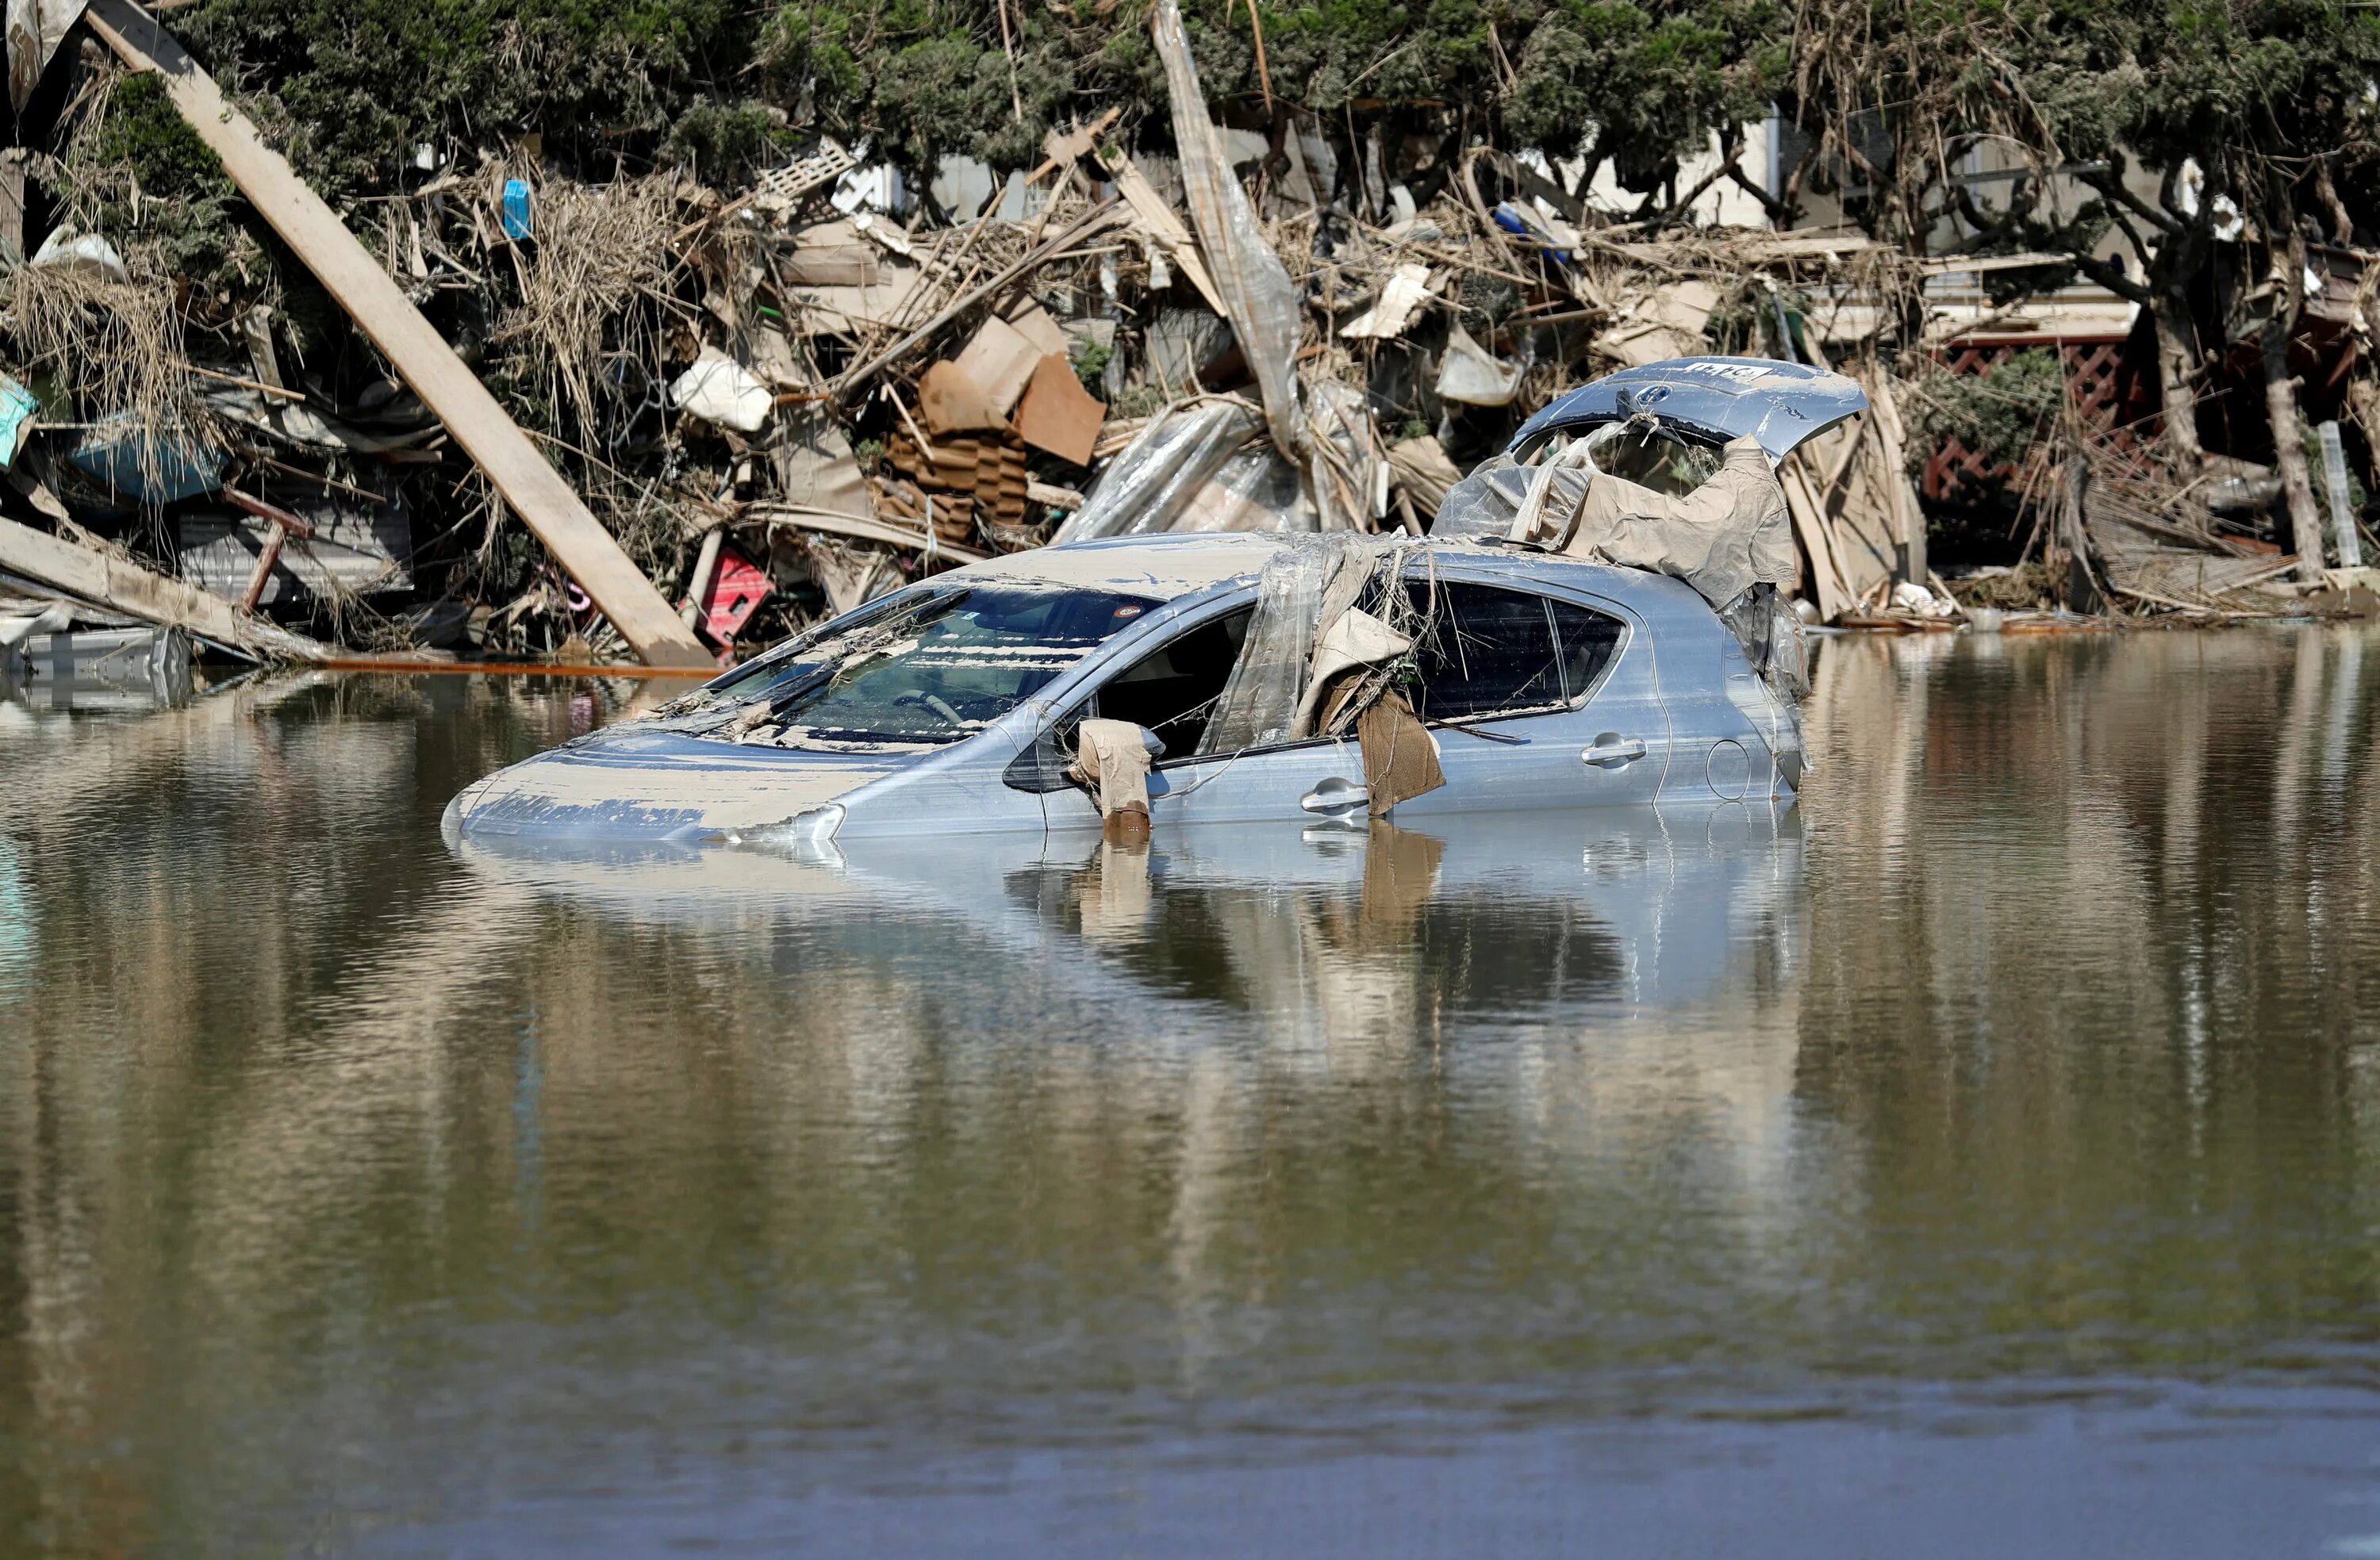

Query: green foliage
left=1070, top=337, right=1113, bottom=391
left=68, top=75, right=241, bottom=282
left=175, top=0, right=769, bottom=202
left=1507, top=0, right=1787, bottom=186
left=1905, top=350, right=2067, bottom=472
left=148, top=0, right=1800, bottom=205
left=105, top=0, right=2380, bottom=274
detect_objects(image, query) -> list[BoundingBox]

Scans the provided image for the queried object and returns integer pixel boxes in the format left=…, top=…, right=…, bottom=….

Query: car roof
left=965, top=532, right=1292, bottom=598
left=967, top=531, right=1695, bottom=608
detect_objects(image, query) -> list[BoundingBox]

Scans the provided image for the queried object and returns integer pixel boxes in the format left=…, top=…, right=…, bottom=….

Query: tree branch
left=2098, top=199, right=2154, bottom=271
left=1725, top=161, right=1791, bottom=224
left=2073, top=157, right=2181, bottom=238
left=1651, top=141, right=1745, bottom=230
left=2069, top=248, right=2152, bottom=305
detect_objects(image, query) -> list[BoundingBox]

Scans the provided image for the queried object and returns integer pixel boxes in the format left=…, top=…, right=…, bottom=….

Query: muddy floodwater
left=4, top=625, right=2380, bottom=1557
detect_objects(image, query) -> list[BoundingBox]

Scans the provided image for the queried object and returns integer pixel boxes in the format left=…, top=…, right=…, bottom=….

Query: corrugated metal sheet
left=178, top=481, right=412, bottom=604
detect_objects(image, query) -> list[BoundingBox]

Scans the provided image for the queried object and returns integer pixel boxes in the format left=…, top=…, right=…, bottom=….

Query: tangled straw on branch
left=490, top=171, right=689, bottom=443
left=3, top=255, right=217, bottom=498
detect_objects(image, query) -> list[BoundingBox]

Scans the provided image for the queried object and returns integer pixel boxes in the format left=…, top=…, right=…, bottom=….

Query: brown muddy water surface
left=4, top=626, right=2380, bottom=1557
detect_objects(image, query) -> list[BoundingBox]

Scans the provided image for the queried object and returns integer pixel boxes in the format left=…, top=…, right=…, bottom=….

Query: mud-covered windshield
left=714, top=584, right=1161, bottom=748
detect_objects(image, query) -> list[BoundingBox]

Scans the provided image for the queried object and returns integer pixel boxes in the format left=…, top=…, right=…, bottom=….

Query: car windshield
left=757, top=584, right=1161, bottom=746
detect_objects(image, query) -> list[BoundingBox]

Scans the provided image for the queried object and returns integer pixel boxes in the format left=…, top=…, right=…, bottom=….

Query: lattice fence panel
left=1921, top=335, right=2159, bottom=503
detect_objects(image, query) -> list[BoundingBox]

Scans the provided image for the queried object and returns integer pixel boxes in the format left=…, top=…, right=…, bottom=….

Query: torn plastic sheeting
left=1718, top=585, right=1810, bottom=703
left=1432, top=454, right=1580, bottom=542
left=1051, top=399, right=1261, bottom=544
left=1200, top=532, right=1406, bottom=755
left=1146, top=307, right=1233, bottom=393
left=1436, top=323, right=1522, bottom=407
left=9, top=1, right=88, bottom=116
left=1339, top=263, right=1436, bottom=340
left=1150, top=0, right=1306, bottom=462
left=1200, top=533, right=1335, bottom=754
left=670, top=349, right=774, bottom=435
left=1169, top=445, right=1312, bottom=533
left=190, top=381, right=433, bottom=454
left=1304, top=376, right=1388, bottom=529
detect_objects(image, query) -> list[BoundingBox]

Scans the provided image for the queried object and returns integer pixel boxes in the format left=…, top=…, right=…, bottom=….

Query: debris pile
left=0, top=0, right=2373, bottom=692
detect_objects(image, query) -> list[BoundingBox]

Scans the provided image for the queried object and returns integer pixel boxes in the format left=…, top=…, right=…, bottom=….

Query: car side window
left=1404, top=582, right=1626, bottom=721
left=1002, top=607, right=1253, bottom=792
left=1094, top=607, right=1252, bottom=760
left=1549, top=600, right=1624, bottom=700
left=1408, top=582, right=1566, bottom=721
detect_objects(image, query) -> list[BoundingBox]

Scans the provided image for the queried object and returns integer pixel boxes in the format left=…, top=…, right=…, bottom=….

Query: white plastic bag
left=670, top=349, right=774, bottom=435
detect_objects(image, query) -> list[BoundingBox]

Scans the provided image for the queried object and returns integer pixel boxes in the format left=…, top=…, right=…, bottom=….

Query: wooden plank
left=84, top=0, right=712, bottom=669
left=1097, top=149, right=1226, bottom=315
left=1780, top=458, right=1852, bottom=622
left=0, top=514, right=337, bottom=661
left=743, top=503, right=990, bottom=563
left=0, top=148, right=24, bottom=266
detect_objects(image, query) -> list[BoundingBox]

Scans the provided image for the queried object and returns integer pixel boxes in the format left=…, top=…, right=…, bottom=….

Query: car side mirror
left=1002, top=715, right=1080, bottom=794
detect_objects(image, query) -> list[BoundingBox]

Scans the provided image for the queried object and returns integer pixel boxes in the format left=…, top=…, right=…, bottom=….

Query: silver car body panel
left=445, top=532, right=1796, bottom=844
left=1511, top=357, right=1869, bottom=462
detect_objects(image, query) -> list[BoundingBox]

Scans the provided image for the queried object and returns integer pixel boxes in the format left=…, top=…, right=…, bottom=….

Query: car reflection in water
left=447, top=801, right=1804, bottom=1047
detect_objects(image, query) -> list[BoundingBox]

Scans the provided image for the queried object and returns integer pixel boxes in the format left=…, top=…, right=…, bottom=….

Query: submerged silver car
left=444, top=358, right=1859, bottom=846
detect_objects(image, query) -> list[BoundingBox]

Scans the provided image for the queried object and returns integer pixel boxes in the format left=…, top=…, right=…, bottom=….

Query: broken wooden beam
left=743, top=503, right=991, bottom=563
left=0, top=513, right=336, bottom=661
left=85, top=0, right=712, bottom=669
left=222, top=489, right=313, bottom=612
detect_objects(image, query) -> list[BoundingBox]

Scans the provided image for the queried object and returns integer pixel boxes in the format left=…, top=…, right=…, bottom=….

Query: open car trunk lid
left=1511, top=358, right=1868, bottom=462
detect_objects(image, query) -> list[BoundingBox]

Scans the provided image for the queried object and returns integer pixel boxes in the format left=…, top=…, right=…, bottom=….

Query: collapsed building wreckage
left=1, top=0, right=2376, bottom=707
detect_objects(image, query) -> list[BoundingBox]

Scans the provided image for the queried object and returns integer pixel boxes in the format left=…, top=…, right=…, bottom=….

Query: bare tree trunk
left=2348, top=375, right=2380, bottom=495
left=2151, top=291, right=2206, bottom=469
left=2263, top=229, right=2328, bottom=581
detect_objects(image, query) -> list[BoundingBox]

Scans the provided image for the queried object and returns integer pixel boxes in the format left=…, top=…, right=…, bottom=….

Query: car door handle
left=1300, top=776, right=1370, bottom=814
left=1582, top=735, right=1647, bottom=768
